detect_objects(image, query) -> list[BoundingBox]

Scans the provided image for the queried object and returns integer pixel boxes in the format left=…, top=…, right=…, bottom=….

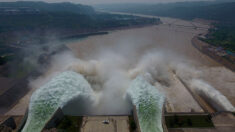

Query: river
left=5, top=13, right=235, bottom=115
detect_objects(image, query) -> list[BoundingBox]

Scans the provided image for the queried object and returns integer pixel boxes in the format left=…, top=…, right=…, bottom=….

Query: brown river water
left=6, top=14, right=235, bottom=115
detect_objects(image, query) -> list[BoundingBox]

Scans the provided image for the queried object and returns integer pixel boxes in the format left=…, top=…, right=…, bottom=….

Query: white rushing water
left=22, top=70, right=166, bottom=132
left=127, top=75, right=165, bottom=132
left=22, top=71, right=94, bottom=132
left=190, top=79, right=235, bottom=112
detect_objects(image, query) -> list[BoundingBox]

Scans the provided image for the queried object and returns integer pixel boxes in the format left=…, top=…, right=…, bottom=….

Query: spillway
left=190, top=79, right=235, bottom=112
left=127, top=75, right=165, bottom=132
left=22, top=71, right=94, bottom=132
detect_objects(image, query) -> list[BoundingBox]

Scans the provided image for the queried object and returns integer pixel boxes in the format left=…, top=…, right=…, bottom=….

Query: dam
left=18, top=72, right=166, bottom=132
left=1, top=14, right=235, bottom=132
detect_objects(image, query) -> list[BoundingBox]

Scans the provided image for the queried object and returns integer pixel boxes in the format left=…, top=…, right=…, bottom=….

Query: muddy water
left=6, top=15, right=235, bottom=115
left=67, top=16, right=235, bottom=112
left=68, top=20, right=216, bottom=67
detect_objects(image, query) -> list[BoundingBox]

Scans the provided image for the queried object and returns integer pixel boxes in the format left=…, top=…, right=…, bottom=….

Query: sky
left=0, top=0, right=215, bottom=5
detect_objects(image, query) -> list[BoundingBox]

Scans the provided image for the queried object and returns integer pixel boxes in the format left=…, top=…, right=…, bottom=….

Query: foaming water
left=22, top=71, right=94, bottom=132
left=20, top=16, right=235, bottom=131
left=127, top=75, right=165, bottom=132
left=190, top=79, right=235, bottom=112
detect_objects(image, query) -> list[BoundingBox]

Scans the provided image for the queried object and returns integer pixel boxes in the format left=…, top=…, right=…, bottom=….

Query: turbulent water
left=22, top=71, right=94, bottom=132
left=127, top=75, right=165, bottom=132
left=22, top=70, right=166, bottom=132
left=190, top=79, right=235, bottom=112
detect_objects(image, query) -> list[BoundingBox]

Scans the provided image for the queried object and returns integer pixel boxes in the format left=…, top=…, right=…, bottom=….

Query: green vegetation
left=0, top=1, right=160, bottom=78
left=165, top=115, right=214, bottom=128
left=0, top=1, right=159, bottom=33
left=96, top=2, right=235, bottom=22
left=204, top=23, right=235, bottom=52
left=0, top=13, right=158, bottom=33
left=0, top=1, right=94, bottom=14
left=98, top=1, right=235, bottom=53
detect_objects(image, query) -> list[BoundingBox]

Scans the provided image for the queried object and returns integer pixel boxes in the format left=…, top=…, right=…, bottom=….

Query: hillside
left=96, top=1, right=235, bottom=22
left=0, top=1, right=160, bottom=78
left=0, top=1, right=159, bottom=34
left=96, top=1, right=235, bottom=53
left=0, top=1, right=94, bottom=14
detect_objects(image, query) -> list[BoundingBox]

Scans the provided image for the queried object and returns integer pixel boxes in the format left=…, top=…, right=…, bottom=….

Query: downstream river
left=6, top=13, right=235, bottom=115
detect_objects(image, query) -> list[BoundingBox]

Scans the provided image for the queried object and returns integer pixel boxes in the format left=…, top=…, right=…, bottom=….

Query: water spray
left=22, top=71, right=94, bottom=132
left=127, top=75, right=165, bottom=132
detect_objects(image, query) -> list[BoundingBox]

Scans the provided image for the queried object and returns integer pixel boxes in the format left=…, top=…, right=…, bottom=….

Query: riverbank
left=1, top=22, right=161, bottom=116
left=4, top=13, right=235, bottom=117
left=192, top=36, right=235, bottom=72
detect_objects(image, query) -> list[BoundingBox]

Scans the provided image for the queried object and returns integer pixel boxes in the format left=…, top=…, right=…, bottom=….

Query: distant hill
left=0, top=1, right=161, bottom=81
left=96, top=1, right=235, bottom=22
left=0, top=1, right=94, bottom=14
left=0, top=1, right=96, bottom=32
left=96, top=1, right=235, bottom=52
left=215, top=0, right=235, bottom=2
left=0, top=1, right=159, bottom=33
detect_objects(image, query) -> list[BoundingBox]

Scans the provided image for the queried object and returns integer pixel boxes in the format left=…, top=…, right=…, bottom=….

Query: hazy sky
left=0, top=0, right=214, bottom=5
